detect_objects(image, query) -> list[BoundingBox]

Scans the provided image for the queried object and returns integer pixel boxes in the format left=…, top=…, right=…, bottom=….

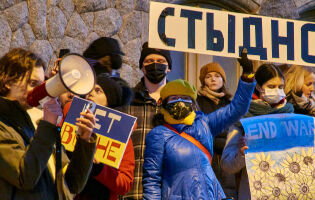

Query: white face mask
left=262, top=88, right=286, bottom=104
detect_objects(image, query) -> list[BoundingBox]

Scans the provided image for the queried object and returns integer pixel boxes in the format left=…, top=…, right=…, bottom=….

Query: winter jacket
left=143, top=79, right=256, bottom=200
left=76, top=139, right=135, bottom=200
left=0, top=97, right=96, bottom=200
left=197, top=95, right=237, bottom=198
left=221, top=98, right=294, bottom=200
left=119, top=78, right=162, bottom=200
left=286, top=91, right=315, bottom=116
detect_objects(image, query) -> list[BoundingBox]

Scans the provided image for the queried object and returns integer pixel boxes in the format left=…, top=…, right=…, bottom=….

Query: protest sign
left=241, top=114, right=315, bottom=199
left=149, top=2, right=315, bottom=67
left=60, top=96, right=137, bottom=169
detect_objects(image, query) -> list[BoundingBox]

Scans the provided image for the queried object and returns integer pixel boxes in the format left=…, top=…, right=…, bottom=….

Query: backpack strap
left=163, top=124, right=212, bottom=164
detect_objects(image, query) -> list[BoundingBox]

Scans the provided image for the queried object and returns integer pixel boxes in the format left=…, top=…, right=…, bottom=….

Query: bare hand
left=76, top=109, right=96, bottom=142
left=43, top=98, right=63, bottom=125
left=48, top=58, right=62, bottom=78
left=238, top=137, right=249, bottom=156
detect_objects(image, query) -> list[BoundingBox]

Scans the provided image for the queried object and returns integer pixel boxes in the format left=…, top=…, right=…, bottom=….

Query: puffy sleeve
left=142, top=127, right=165, bottom=200
left=221, top=125, right=246, bottom=174
left=205, top=79, right=256, bottom=137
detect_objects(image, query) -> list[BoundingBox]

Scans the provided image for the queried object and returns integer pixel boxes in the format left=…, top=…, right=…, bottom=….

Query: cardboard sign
left=149, top=2, right=315, bottom=67
left=241, top=114, right=315, bottom=199
left=61, top=96, right=137, bottom=169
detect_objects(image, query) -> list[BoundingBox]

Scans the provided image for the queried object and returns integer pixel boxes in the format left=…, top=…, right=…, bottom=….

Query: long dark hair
left=254, top=64, right=284, bottom=96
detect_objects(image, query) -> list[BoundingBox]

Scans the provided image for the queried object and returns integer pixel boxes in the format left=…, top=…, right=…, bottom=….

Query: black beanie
left=139, top=42, right=172, bottom=70
left=96, top=75, right=123, bottom=108
left=83, top=37, right=125, bottom=59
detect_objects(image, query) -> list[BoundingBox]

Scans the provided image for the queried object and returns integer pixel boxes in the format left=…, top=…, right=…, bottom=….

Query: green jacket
left=0, top=97, right=96, bottom=200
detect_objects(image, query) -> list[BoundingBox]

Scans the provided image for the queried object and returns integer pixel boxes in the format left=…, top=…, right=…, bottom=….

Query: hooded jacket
left=142, top=79, right=256, bottom=200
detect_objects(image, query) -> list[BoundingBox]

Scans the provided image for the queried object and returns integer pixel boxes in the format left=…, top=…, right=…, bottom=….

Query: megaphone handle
left=39, top=96, right=53, bottom=107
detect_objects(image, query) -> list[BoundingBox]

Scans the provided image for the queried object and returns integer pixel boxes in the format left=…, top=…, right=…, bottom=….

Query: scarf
left=198, top=86, right=225, bottom=105
left=245, top=99, right=294, bottom=118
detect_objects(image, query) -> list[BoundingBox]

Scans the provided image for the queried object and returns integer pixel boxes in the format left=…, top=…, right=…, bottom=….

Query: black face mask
left=144, top=63, right=167, bottom=84
left=111, top=54, right=122, bottom=70
left=164, top=99, right=193, bottom=120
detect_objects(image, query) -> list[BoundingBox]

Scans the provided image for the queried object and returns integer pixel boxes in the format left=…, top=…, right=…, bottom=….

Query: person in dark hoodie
left=83, top=37, right=133, bottom=106
left=75, top=75, right=135, bottom=200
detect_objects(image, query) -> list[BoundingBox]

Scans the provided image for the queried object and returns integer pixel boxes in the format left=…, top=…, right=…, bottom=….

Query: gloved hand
left=238, top=48, right=253, bottom=75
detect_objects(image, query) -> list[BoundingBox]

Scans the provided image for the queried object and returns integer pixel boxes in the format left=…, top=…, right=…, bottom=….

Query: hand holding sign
left=76, top=109, right=96, bottom=142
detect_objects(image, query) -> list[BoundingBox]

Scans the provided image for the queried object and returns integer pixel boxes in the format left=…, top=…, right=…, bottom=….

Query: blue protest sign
left=241, top=114, right=315, bottom=199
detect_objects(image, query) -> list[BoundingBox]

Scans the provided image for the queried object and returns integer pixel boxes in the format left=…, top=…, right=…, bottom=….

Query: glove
left=238, top=48, right=253, bottom=75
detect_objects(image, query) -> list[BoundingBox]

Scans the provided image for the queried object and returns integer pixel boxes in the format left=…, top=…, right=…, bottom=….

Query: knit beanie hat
left=160, top=79, right=197, bottom=101
left=96, top=75, right=123, bottom=108
left=199, top=62, right=226, bottom=86
left=139, top=42, right=172, bottom=70
left=83, top=37, right=124, bottom=59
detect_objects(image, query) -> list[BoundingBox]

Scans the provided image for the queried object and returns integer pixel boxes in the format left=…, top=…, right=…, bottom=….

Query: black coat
left=196, top=95, right=231, bottom=154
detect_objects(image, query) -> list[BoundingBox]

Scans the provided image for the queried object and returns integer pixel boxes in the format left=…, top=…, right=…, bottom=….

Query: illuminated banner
left=241, top=114, right=315, bottom=199
left=149, top=2, right=315, bottom=67
left=61, top=96, right=137, bottom=169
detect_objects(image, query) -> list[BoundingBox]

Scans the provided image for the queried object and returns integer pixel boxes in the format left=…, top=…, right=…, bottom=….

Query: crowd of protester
left=0, top=36, right=314, bottom=200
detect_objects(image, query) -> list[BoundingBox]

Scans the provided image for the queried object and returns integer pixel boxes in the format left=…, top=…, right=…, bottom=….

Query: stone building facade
left=0, top=0, right=312, bottom=86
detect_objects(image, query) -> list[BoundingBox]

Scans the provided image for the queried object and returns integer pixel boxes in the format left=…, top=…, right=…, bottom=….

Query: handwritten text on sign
left=241, top=113, right=315, bottom=153
left=149, top=2, right=315, bottom=67
left=60, top=97, right=136, bottom=169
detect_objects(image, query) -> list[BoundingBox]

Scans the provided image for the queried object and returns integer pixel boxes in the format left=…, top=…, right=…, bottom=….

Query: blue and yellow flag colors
left=61, top=96, right=136, bottom=169
left=241, top=114, right=315, bottom=199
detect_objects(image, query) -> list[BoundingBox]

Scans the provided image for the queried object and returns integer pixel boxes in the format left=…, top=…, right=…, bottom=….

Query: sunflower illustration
left=251, top=152, right=275, bottom=177
left=282, top=187, right=298, bottom=200
left=249, top=173, right=268, bottom=198
left=299, top=147, right=315, bottom=168
left=270, top=165, right=290, bottom=186
left=291, top=175, right=315, bottom=199
left=280, top=153, right=307, bottom=179
left=264, top=177, right=286, bottom=200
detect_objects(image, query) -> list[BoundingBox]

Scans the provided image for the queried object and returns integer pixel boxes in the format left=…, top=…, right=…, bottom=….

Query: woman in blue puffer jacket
left=142, top=50, right=256, bottom=200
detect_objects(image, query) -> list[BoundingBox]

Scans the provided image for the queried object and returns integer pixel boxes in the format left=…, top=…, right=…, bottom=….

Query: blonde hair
left=284, top=65, right=313, bottom=94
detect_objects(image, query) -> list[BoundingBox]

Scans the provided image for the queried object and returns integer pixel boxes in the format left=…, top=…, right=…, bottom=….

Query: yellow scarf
left=161, top=108, right=196, bottom=125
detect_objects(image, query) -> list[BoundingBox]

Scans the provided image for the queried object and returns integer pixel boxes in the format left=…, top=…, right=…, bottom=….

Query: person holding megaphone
left=0, top=48, right=97, bottom=200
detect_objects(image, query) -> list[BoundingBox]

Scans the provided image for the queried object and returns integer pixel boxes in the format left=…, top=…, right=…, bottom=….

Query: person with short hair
left=284, top=65, right=315, bottom=116
left=0, top=48, right=97, bottom=200
left=120, top=42, right=172, bottom=200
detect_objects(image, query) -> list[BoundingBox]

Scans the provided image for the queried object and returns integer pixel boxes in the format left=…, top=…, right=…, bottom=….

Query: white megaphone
left=27, top=54, right=96, bottom=107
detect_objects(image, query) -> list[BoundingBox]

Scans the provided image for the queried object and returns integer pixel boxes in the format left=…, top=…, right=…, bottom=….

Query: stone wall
left=0, top=0, right=151, bottom=86
left=0, top=0, right=306, bottom=86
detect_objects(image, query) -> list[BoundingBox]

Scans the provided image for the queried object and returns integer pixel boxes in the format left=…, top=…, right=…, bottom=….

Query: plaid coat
left=120, top=78, right=161, bottom=200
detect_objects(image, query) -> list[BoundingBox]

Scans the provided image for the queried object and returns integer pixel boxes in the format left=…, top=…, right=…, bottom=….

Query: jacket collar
left=132, top=78, right=157, bottom=105
left=0, top=97, right=35, bottom=143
